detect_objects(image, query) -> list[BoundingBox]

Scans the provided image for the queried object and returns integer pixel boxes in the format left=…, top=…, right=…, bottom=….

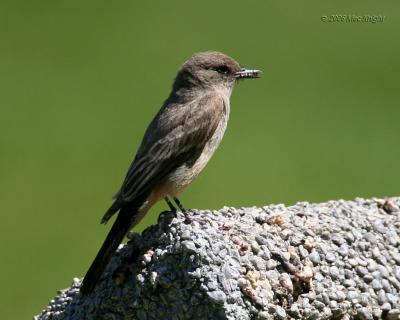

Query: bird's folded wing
left=118, top=94, right=226, bottom=203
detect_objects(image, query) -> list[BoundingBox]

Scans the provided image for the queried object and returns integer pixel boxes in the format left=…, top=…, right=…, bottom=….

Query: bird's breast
left=167, top=100, right=230, bottom=195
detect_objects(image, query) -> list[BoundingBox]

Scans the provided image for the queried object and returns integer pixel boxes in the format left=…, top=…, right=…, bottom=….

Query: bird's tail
left=80, top=199, right=144, bottom=296
left=101, top=200, right=121, bottom=224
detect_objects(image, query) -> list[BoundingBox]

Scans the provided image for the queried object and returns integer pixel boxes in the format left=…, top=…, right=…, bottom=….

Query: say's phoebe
left=80, top=51, right=261, bottom=295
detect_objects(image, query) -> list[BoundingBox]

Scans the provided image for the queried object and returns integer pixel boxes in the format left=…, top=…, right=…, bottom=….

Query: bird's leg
left=164, top=197, right=177, bottom=212
left=173, top=197, right=186, bottom=212
left=173, top=197, right=191, bottom=224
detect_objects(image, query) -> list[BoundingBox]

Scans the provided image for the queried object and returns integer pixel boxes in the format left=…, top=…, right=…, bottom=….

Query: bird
left=80, top=51, right=261, bottom=295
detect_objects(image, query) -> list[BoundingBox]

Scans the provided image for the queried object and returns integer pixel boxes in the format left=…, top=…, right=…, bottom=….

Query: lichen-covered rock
left=35, top=197, right=400, bottom=320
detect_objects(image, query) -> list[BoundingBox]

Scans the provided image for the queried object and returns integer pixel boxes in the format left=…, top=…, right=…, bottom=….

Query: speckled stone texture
left=35, top=197, right=400, bottom=320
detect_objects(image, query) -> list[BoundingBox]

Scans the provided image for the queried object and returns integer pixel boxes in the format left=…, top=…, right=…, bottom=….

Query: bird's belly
left=166, top=115, right=229, bottom=195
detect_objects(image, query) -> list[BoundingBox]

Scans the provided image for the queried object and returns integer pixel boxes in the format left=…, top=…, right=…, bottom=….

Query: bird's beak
left=234, top=68, right=262, bottom=79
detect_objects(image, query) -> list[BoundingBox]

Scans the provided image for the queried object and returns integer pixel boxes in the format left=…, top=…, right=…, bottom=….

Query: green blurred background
left=0, top=0, right=399, bottom=318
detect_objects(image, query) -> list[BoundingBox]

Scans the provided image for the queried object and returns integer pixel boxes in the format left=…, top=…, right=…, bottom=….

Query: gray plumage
left=81, top=51, right=261, bottom=295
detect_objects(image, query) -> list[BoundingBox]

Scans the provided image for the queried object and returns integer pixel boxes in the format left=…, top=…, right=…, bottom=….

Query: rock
left=371, top=279, right=383, bottom=291
left=207, top=290, right=227, bottom=305
left=356, top=307, right=373, bottom=320
left=356, top=266, right=369, bottom=277
left=325, top=252, right=337, bottom=264
left=275, top=306, right=286, bottom=319
left=34, top=197, right=400, bottom=320
left=387, top=309, right=400, bottom=320
left=309, top=250, right=321, bottom=265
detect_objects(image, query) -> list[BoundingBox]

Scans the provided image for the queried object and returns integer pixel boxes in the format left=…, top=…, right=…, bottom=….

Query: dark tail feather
left=80, top=200, right=142, bottom=296
left=101, top=200, right=121, bottom=224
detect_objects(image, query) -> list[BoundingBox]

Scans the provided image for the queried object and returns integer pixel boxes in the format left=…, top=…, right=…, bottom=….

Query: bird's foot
left=164, top=197, right=192, bottom=223
left=172, top=197, right=192, bottom=223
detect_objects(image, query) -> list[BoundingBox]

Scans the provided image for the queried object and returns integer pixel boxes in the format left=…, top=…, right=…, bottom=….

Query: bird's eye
left=215, top=65, right=230, bottom=75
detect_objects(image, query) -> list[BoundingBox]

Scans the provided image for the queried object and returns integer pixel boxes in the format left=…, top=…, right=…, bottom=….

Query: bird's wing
left=118, top=93, right=226, bottom=203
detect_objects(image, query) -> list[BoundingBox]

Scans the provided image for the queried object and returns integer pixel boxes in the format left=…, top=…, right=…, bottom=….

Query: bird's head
left=173, top=51, right=261, bottom=94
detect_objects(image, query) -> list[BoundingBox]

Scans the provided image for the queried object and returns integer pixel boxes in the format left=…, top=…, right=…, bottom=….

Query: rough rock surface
left=35, top=197, right=400, bottom=320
